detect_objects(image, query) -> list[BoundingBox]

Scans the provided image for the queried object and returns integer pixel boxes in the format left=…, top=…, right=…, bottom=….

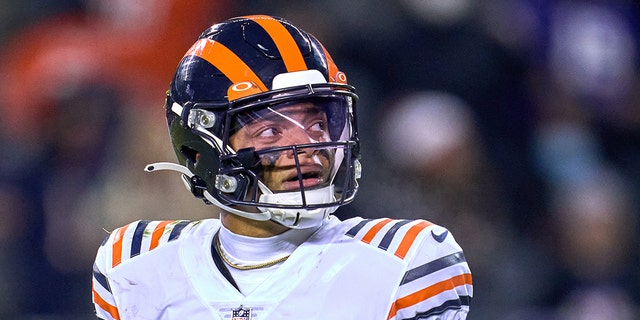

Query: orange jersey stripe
left=394, top=220, right=433, bottom=259
left=387, top=273, right=472, bottom=319
left=92, top=284, right=121, bottom=320
left=111, top=223, right=131, bottom=268
left=150, top=220, right=174, bottom=250
left=244, top=15, right=308, bottom=72
left=185, top=38, right=268, bottom=91
left=361, top=218, right=393, bottom=244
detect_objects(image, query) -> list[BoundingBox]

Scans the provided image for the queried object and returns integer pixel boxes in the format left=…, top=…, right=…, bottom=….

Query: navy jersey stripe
left=346, top=219, right=373, bottom=237
left=402, top=296, right=471, bottom=320
left=92, top=263, right=111, bottom=293
left=378, top=220, right=412, bottom=250
left=460, top=295, right=471, bottom=305
left=130, top=220, right=150, bottom=258
left=100, top=234, right=110, bottom=247
left=168, top=221, right=190, bottom=241
left=401, top=252, right=467, bottom=285
left=210, top=232, right=240, bottom=291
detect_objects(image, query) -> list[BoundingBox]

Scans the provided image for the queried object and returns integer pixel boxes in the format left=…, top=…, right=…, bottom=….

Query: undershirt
left=217, top=223, right=318, bottom=295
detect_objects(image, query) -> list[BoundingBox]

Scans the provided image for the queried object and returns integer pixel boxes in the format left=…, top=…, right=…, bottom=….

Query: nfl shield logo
left=232, top=305, right=252, bottom=320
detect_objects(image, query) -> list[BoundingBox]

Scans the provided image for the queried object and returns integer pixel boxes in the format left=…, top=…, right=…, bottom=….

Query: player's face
left=229, top=102, right=334, bottom=192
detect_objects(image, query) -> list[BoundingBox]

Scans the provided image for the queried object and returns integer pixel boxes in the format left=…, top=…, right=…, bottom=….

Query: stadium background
left=0, top=0, right=639, bottom=319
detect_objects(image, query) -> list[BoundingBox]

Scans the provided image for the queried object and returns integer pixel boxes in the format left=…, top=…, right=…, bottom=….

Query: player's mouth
left=281, top=167, right=325, bottom=190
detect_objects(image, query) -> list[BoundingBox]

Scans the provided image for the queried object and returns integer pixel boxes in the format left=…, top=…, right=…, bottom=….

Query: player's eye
left=309, top=121, right=325, bottom=132
left=257, top=126, right=280, bottom=138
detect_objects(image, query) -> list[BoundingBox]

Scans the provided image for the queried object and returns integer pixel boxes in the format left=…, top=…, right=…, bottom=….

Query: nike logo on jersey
left=431, top=230, right=449, bottom=243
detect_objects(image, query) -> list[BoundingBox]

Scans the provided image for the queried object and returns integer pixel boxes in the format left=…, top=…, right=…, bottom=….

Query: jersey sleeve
left=90, top=219, right=195, bottom=319
left=92, top=232, right=122, bottom=320
left=387, top=222, right=473, bottom=320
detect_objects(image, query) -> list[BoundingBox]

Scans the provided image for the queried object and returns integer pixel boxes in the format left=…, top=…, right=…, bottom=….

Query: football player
left=91, top=15, right=472, bottom=319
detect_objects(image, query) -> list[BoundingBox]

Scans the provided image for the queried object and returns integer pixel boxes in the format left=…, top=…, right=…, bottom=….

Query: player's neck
left=220, top=211, right=289, bottom=238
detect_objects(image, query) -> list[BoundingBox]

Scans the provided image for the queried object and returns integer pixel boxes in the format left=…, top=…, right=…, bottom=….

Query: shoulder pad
left=102, top=220, right=197, bottom=269
left=345, top=218, right=436, bottom=260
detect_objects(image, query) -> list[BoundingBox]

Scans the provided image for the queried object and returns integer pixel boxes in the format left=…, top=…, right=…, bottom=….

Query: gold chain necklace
left=215, top=234, right=290, bottom=270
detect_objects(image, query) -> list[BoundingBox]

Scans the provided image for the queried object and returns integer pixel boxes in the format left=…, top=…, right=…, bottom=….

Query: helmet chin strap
left=258, top=185, right=337, bottom=229
left=144, top=162, right=334, bottom=228
left=144, top=162, right=271, bottom=221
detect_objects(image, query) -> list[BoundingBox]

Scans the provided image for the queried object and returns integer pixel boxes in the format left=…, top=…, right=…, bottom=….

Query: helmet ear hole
left=180, top=146, right=199, bottom=165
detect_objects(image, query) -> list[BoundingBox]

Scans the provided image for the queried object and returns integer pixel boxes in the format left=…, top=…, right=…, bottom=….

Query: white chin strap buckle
left=259, top=185, right=337, bottom=229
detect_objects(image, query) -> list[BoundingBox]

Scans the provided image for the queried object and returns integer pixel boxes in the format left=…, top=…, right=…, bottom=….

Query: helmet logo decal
left=184, top=39, right=268, bottom=91
left=228, top=81, right=263, bottom=101
left=231, top=82, right=255, bottom=91
left=243, top=15, right=308, bottom=72
left=336, top=71, right=348, bottom=83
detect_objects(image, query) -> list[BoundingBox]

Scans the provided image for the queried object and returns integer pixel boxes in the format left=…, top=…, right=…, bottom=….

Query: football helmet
left=146, top=15, right=361, bottom=228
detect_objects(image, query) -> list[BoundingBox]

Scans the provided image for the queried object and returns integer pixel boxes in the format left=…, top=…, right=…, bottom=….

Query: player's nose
left=285, top=126, right=316, bottom=145
left=283, top=127, right=317, bottom=157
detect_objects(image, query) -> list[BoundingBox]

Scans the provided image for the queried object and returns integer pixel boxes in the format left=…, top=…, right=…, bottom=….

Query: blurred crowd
left=1, top=0, right=639, bottom=319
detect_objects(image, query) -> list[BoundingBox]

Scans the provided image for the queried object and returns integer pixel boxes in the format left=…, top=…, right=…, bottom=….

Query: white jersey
left=92, top=216, right=472, bottom=319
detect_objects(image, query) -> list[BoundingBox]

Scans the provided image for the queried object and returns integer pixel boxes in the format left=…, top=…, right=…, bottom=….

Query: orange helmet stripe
left=184, top=38, right=268, bottom=91
left=244, top=15, right=308, bottom=72
left=319, top=43, right=340, bottom=82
